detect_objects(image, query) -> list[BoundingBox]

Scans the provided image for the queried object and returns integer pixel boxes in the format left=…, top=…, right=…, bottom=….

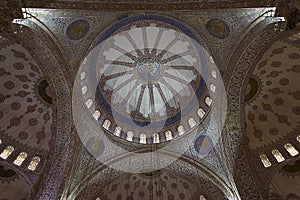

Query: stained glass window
left=85, top=98, right=93, bottom=109
left=284, top=143, right=299, bottom=156
left=14, top=152, right=27, bottom=166
left=28, top=156, right=40, bottom=171
left=93, top=110, right=101, bottom=120
left=197, top=108, right=205, bottom=118
left=210, top=84, right=216, bottom=93
left=126, top=131, right=134, bottom=142
left=80, top=72, right=86, bottom=80
left=260, top=154, right=272, bottom=168
left=0, top=146, right=14, bottom=159
left=153, top=134, right=160, bottom=144
left=211, top=70, right=217, bottom=78
left=139, top=134, right=147, bottom=144
left=82, top=86, right=87, bottom=95
left=188, top=118, right=196, bottom=128
left=114, top=126, right=121, bottom=137
left=165, top=131, right=173, bottom=141
left=199, top=195, right=206, bottom=200
left=272, top=149, right=285, bottom=163
left=103, top=120, right=111, bottom=130
left=205, top=96, right=212, bottom=106
left=178, top=125, right=185, bottom=136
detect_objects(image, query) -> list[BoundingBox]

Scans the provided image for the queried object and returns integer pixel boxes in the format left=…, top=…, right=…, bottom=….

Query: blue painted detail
left=98, top=14, right=197, bottom=44
left=136, top=57, right=161, bottom=82
left=87, top=14, right=211, bottom=137
left=194, top=134, right=214, bottom=155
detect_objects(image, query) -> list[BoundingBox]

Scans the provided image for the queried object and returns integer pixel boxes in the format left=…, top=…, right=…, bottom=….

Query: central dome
left=80, top=15, right=213, bottom=145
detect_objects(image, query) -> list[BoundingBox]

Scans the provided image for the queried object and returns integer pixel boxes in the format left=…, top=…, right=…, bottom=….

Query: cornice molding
left=25, top=1, right=276, bottom=11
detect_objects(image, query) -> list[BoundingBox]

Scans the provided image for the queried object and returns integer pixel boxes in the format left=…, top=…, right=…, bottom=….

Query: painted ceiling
left=0, top=1, right=299, bottom=200
left=244, top=29, right=300, bottom=199
left=245, top=30, right=300, bottom=151
left=76, top=170, right=223, bottom=200
left=0, top=35, right=55, bottom=190
left=0, top=41, right=54, bottom=151
left=78, top=15, right=212, bottom=144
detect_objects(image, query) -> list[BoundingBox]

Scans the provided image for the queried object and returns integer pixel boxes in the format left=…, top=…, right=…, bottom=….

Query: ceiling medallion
left=66, top=19, right=90, bottom=41
left=205, top=18, right=230, bottom=39
left=135, top=57, right=162, bottom=83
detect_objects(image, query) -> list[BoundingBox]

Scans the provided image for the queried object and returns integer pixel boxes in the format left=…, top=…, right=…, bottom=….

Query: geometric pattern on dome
left=245, top=34, right=300, bottom=150
left=0, top=43, right=54, bottom=151
left=82, top=16, right=209, bottom=144
left=79, top=15, right=214, bottom=145
left=73, top=14, right=226, bottom=174
left=82, top=170, right=211, bottom=200
left=97, top=29, right=201, bottom=121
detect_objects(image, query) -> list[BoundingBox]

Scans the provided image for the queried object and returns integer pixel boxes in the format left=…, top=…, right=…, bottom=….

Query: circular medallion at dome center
left=136, top=57, right=162, bottom=83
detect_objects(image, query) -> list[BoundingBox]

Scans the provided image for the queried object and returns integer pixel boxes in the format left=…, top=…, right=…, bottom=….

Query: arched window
left=0, top=139, right=2, bottom=144
left=284, top=143, right=299, bottom=156
left=140, top=134, right=147, bottom=144
left=272, top=149, right=285, bottom=163
left=211, top=70, right=217, bottom=78
left=114, top=126, right=121, bottom=137
left=199, top=195, right=206, bottom=200
left=165, top=131, right=173, bottom=141
left=14, top=152, right=27, bottom=166
left=297, top=135, right=300, bottom=143
left=28, top=156, right=40, bottom=171
left=209, top=56, right=215, bottom=63
left=102, top=119, right=111, bottom=130
left=126, top=131, right=134, bottom=142
left=210, top=84, right=216, bottom=93
left=93, top=110, right=101, bottom=120
left=80, top=72, right=86, bottom=80
left=177, top=125, right=185, bottom=136
left=188, top=118, right=196, bottom=128
left=85, top=98, right=93, bottom=109
left=260, top=154, right=272, bottom=168
left=0, top=146, right=14, bottom=159
left=153, top=134, right=160, bottom=144
left=81, top=86, right=87, bottom=95
left=197, top=108, right=205, bottom=118
left=205, top=96, right=212, bottom=106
